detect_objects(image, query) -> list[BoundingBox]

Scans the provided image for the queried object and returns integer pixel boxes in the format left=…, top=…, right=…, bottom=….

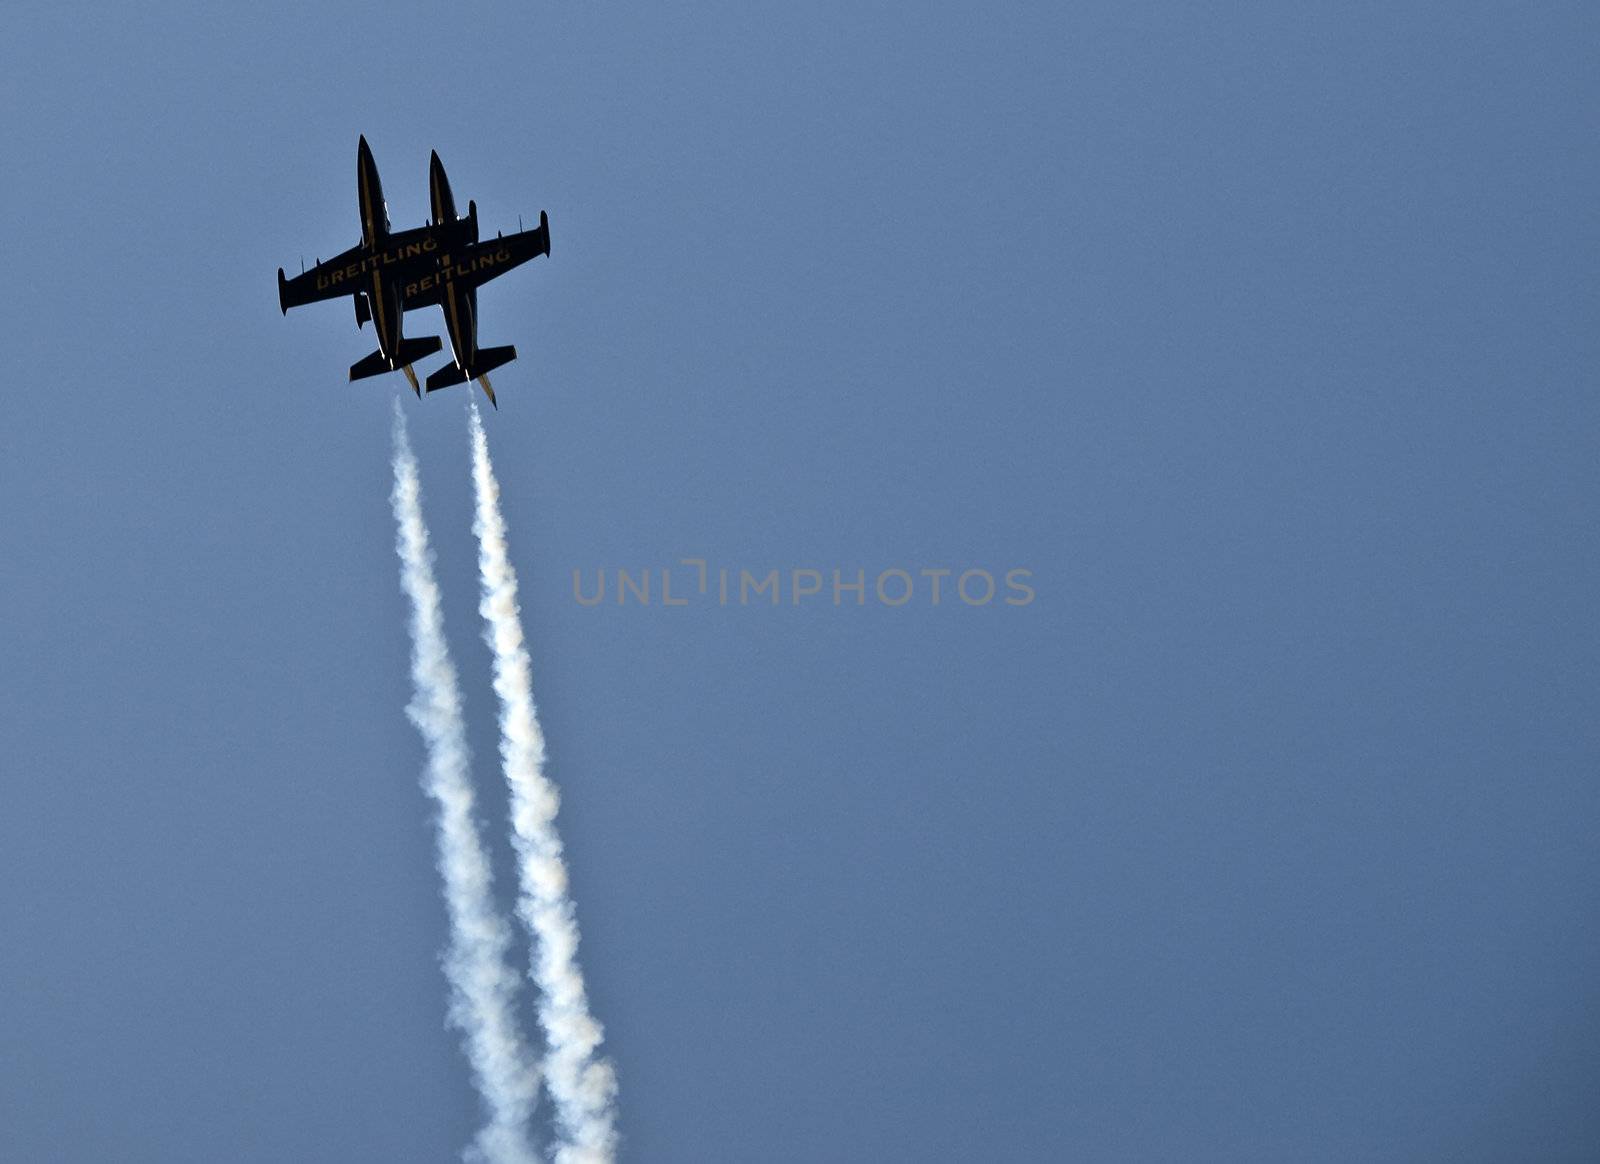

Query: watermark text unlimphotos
left=571, top=560, right=1035, bottom=609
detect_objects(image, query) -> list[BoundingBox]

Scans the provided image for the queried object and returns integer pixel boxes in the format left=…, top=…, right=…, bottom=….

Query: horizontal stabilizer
left=349, top=336, right=441, bottom=382
left=473, top=344, right=517, bottom=377
left=425, top=344, right=516, bottom=394
left=424, top=362, right=467, bottom=392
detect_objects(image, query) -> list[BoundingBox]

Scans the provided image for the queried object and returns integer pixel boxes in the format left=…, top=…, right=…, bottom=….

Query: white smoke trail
left=390, top=403, right=542, bottom=1164
left=468, top=403, right=619, bottom=1164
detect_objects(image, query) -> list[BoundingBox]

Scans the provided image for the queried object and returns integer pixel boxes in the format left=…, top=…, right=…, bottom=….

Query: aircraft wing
left=277, top=219, right=474, bottom=316
left=277, top=246, right=364, bottom=314
left=399, top=212, right=551, bottom=309
left=452, top=213, right=551, bottom=290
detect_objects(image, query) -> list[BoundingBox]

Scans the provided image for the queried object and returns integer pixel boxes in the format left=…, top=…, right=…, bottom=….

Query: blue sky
left=2, top=3, right=1598, bottom=1160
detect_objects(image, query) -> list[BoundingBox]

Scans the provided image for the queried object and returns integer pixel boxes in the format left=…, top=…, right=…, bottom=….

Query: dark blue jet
left=399, top=150, right=551, bottom=409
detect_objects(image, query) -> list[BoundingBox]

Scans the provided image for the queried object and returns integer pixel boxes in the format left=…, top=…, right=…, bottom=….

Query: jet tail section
left=349, top=350, right=391, bottom=382
left=424, top=362, right=467, bottom=392
left=425, top=345, right=516, bottom=394
left=349, top=336, right=442, bottom=383
left=475, top=344, right=516, bottom=377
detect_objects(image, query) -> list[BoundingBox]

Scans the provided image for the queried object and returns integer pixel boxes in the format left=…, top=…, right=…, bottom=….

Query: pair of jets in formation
left=276, top=136, right=550, bottom=408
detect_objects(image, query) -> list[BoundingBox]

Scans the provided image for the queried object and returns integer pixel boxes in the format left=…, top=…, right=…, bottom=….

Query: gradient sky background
left=2, top=3, right=1598, bottom=1161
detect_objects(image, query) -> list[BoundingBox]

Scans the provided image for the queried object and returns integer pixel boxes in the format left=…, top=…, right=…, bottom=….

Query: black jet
left=277, top=136, right=474, bottom=395
left=395, top=150, right=551, bottom=409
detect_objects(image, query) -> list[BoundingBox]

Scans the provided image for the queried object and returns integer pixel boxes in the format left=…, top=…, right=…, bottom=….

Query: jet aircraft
left=277, top=137, right=551, bottom=407
left=395, top=150, right=551, bottom=408
left=276, top=136, right=474, bottom=395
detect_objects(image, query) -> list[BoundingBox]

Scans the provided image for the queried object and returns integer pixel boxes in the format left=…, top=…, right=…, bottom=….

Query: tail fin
left=397, top=336, right=442, bottom=366
left=349, top=336, right=442, bottom=382
left=425, top=344, right=516, bottom=395
left=349, top=350, right=391, bottom=382
left=473, top=344, right=517, bottom=378
left=424, top=361, right=467, bottom=393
